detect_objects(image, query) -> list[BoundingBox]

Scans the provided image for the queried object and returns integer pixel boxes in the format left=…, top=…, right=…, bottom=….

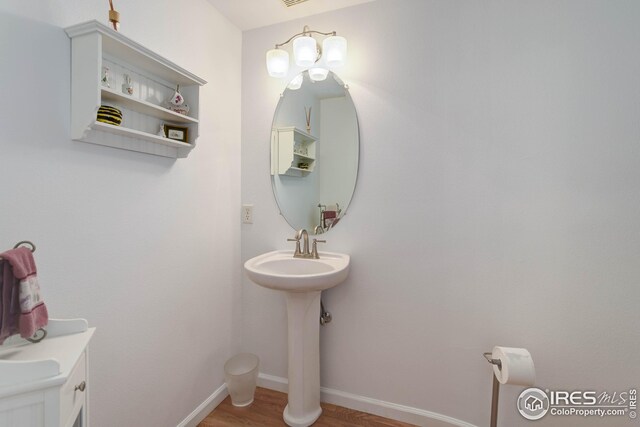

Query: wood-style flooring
left=198, top=387, right=417, bottom=427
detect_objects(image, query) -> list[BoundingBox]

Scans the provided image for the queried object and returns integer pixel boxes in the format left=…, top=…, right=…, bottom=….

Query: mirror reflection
left=271, top=71, right=359, bottom=234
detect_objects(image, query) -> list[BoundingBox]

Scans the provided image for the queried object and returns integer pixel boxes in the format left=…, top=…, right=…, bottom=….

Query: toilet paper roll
left=492, top=346, right=535, bottom=386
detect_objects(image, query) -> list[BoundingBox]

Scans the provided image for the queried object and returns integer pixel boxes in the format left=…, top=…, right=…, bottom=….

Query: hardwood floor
left=198, top=387, right=417, bottom=427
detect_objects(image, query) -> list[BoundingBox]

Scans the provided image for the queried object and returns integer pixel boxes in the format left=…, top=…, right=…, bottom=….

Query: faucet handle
left=287, top=236, right=302, bottom=256
left=311, top=239, right=326, bottom=259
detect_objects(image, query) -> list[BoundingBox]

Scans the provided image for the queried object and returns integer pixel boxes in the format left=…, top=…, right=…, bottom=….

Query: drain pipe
left=320, top=299, right=332, bottom=325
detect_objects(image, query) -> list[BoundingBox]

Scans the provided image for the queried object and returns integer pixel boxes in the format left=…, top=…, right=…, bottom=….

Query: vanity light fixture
left=266, top=25, right=347, bottom=78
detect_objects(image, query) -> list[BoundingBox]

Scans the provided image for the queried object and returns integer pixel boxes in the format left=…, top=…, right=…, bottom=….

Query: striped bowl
left=97, top=105, right=123, bottom=126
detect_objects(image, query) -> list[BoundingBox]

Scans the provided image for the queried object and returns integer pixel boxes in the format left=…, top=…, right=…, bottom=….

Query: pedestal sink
left=244, top=250, right=350, bottom=427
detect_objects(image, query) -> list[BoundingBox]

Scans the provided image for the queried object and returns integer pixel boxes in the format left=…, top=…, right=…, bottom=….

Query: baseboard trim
left=257, top=373, right=478, bottom=427
left=257, top=372, right=289, bottom=392
left=177, top=382, right=228, bottom=427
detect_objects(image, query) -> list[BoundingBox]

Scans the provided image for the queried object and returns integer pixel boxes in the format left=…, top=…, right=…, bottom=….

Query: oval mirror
left=271, top=70, right=359, bottom=235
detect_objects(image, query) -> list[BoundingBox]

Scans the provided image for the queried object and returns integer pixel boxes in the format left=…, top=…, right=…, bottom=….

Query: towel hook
left=13, top=240, right=36, bottom=252
left=26, top=328, right=47, bottom=343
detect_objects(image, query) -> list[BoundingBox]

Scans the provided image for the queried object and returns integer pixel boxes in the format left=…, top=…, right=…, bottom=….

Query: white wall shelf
left=0, top=318, right=95, bottom=427
left=272, top=127, right=317, bottom=177
left=65, top=20, right=206, bottom=159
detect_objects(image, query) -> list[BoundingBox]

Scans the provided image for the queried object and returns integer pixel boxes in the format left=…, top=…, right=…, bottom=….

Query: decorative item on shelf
left=166, top=85, right=190, bottom=115
left=157, top=125, right=166, bottom=137
left=164, top=124, right=189, bottom=143
left=305, top=106, right=312, bottom=134
left=101, top=66, right=111, bottom=88
left=298, top=162, right=309, bottom=170
left=293, top=142, right=308, bottom=156
left=96, top=105, right=122, bottom=126
left=108, top=0, right=120, bottom=31
left=121, top=74, right=133, bottom=95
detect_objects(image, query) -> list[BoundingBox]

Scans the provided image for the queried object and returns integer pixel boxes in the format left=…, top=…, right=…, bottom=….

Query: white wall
left=241, top=1, right=640, bottom=426
left=0, top=1, right=241, bottom=426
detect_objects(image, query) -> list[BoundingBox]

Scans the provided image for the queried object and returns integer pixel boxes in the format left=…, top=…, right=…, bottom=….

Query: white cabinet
left=271, top=127, right=317, bottom=177
left=0, top=319, right=95, bottom=427
left=65, top=21, right=207, bottom=158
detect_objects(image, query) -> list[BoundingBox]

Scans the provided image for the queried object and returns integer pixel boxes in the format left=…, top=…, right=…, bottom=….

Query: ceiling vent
left=282, top=0, right=310, bottom=7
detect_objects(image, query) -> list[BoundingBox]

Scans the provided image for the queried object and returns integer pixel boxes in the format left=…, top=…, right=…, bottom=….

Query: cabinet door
left=0, top=391, right=46, bottom=427
left=60, top=354, right=86, bottom=427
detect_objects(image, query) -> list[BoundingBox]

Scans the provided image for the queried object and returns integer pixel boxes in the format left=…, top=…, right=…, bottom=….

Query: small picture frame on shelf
left=163, top=125, right=189, bottom=143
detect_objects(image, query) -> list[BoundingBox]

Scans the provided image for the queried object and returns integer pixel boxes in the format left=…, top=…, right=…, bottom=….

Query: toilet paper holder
left=483, top=352, right=501, bottom=427
left=483, top=352, right=502, bottom=370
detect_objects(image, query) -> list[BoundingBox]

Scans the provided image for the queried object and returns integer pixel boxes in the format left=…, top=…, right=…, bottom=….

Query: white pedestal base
left=284, top=404, right=322, bottom=427
left=283, top=291, right=322, bottom=427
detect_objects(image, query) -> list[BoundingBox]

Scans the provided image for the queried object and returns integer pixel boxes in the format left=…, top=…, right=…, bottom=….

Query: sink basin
left=244, top=250, right=350, bottom=292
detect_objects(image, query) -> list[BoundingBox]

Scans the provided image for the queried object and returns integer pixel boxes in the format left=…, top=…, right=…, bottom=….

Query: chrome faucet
left=288, top=229, right=325, bottom=259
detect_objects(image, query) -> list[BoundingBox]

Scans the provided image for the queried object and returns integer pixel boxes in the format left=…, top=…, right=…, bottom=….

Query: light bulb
left=266, top=49, right=289, bottom=78
left=308, top=67, right=328, bottom=82
left=323, top=36, right=347, bottom=68
left=293, top=36, right=317, bottom=67
left=287, top=73, right=304, bottom=90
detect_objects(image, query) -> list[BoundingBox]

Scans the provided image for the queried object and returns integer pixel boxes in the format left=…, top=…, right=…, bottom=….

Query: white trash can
left=224, top=353, right=259, bottom=407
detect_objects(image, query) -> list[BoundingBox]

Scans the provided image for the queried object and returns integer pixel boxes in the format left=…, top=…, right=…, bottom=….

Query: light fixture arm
left=274, top=26, right=337, bottom=49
